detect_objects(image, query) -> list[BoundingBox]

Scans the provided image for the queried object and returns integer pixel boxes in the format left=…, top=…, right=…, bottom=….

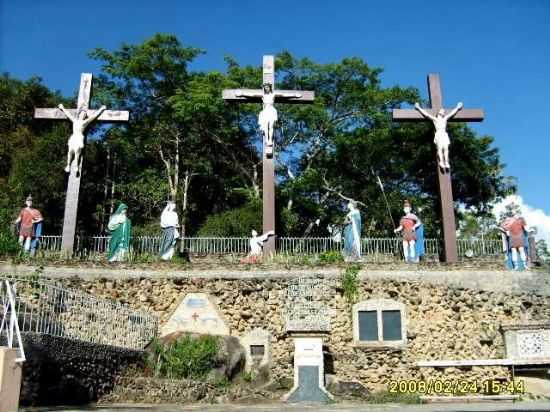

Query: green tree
left=224, top=52, right=515, bottom=237
left=0, top=41, right=515, bottom=240
left=89, top=34, right=258, bottom=236
left=458, top=209, right=499, bottom=240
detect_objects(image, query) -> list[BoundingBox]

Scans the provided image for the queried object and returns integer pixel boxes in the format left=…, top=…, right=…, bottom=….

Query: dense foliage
left=0, top=34, right=515, bottom=238
left=148, top=335, right=219, bottom=379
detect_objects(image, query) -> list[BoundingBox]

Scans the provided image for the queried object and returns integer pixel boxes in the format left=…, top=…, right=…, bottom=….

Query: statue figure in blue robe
left=343, top=201, right=361, bottom=261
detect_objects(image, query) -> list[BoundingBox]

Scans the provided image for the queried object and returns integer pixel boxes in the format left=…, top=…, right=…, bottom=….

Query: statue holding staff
left=394, top=200, right=424, bottom=263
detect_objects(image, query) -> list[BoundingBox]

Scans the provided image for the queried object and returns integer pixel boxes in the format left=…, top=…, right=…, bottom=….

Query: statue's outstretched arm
left=259, top=230, right=275, bottom=242
left=83, top=105, right=107, bottom=127
left=58, top=104, right=75, bottom=122
left=276, top=91, right=302, bottom=99
left=235, top=89, right=263, bottom=98
left=445, top=102, right=463, bottom=120
left=414, top=102, right=436, bottom=121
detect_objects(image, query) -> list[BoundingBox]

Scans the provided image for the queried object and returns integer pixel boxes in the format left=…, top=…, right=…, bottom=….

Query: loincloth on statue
left=258, top=105, right=278, bottom=125
left=434, top=131, right=450, bottom=147
left=68, top=134, right=85, bottom=148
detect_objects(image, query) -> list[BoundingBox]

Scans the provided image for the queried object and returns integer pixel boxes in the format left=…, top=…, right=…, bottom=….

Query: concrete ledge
left=417, top=358, right=550, bottom=367
left=421, top=395, right=520, bottom=403
left=1, top=263, right=550, bottom=296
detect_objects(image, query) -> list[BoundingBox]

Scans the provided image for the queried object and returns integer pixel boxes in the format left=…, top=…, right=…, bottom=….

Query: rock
left=330, top=380, right=370, bottom=398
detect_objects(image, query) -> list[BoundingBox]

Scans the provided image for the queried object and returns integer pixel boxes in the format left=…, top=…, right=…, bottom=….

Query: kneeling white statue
left=241, top=229, right=275, bottom=263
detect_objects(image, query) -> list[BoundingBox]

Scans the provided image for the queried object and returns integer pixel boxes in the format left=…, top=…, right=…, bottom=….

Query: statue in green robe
left=107, top=203, right=132, bottom=262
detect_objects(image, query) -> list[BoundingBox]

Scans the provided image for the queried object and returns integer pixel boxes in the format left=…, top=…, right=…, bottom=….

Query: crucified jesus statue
left=58, top=103, right=106, bottom=176
left=236, top=83, right=301, bottom=156
left=414, top=101, right=463, bottom=169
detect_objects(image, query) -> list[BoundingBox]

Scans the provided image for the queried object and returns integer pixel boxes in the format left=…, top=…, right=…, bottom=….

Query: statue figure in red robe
left=394, top=200, right=424, bottom=263
left=500, top=213, right=530, bottom=270
left=14, top=195, right=43, bottom=254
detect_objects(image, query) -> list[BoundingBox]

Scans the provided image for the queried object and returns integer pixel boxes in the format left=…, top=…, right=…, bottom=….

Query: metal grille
left=37, top=235, right=504, bottom=262
left=0, top=276, right=158, bottom=351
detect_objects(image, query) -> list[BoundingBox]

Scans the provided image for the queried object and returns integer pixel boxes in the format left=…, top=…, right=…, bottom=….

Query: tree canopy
left=0, top=34, right=515, bottom=238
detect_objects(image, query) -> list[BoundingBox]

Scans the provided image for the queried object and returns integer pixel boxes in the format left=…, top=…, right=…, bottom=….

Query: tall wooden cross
left=35, top=73, right=129, bottom=255
left=222, top=56, right=315, bottom=255
left=392, top=74, right=484, bottom=262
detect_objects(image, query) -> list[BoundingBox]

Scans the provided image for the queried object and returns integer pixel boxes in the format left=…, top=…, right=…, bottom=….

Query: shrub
left=341, top=264, right=361, bottom=305
left=197, top=201, right=261, bottom=237
left=319, top=250, right=344, bottom=264
left=0, top=205, right=19, bottom=256
left=148, top=334, right=219, bottom=380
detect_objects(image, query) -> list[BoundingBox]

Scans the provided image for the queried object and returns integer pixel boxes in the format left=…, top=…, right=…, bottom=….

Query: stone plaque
left=502, top=321, right=550, bottom=360
left=283, top=277, right=331, bottom=333
left=161, top=293, right=229, bottom=337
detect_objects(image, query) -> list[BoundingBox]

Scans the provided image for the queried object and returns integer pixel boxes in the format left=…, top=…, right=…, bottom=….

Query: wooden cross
left=392, top=74, right=484, bottom=263
left=222, top=56, right=315, bottom=256
left=34, top=73, right=129, bottom=255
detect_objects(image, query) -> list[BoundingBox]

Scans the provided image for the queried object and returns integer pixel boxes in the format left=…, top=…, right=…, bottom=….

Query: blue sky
left=1, top=0, right=549, bottom=215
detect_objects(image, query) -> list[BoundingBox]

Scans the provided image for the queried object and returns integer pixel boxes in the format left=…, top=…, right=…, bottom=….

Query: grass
left=367, top=390, right=422, bottom=404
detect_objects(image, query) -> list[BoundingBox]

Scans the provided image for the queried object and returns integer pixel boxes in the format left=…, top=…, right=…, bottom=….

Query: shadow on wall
left=8, top=333, right=144, bottom=406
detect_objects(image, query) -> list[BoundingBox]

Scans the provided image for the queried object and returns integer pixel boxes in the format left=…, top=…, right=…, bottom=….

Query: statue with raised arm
left=414, top=101, right=463, bottom=169
left=240, top=229, right=275, bottom=264
left=57, top=103, right=107, bottom=176
left=236, top=84, right=301, bottom=157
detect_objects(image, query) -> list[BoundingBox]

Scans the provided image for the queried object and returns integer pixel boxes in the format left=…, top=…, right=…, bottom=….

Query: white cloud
left=492, top=195, right=550, bottom=245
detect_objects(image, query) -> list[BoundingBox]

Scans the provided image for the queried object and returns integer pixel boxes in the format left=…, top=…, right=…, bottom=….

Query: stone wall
left=49, top=270, right=550, bottom=393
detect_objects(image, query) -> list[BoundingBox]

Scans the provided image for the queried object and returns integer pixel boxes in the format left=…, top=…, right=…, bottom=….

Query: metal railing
left=0, top=280, right=26, bottom=362
left=0, top=276, right=158, bottom=351
left=36, top=235, right=504, bottom=262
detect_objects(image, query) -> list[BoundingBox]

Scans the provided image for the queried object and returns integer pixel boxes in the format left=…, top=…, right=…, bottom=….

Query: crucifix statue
left=392, top=74, right=484, bottom=262
left=34, top=73, right=129, bottom=254
left=222, top=55, right=315, bottom=255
